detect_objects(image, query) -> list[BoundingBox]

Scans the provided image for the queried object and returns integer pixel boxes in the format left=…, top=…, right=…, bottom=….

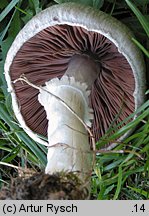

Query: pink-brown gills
left=10, top=24, right=135, bottom=143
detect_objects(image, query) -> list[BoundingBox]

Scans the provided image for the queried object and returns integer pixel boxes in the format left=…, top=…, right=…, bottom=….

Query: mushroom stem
left=38, top=76, right=93, bottom=181
left=65, top=54, right=100, bottom=90
left=38, top=54, right=99, bottom=181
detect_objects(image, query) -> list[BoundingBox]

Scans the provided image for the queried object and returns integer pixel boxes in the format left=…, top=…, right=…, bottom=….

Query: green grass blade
left=0, top=13, right=14, bottom=43
left=113, top=165, right=122, bottom=200
left=30, top=0, right=42, bottom=14
left=15, top=6, right=31, bottom=16
left=127, top=186, right=149, bottom=198
left=132, top=38, right=149, bottom=57
left=2, top=146, right=20, bottom=163
left=0, top=0, right=19, bottom=22
left=0, top=102, right=47, bottom=166
left=125, top=0, right=149, bottom=37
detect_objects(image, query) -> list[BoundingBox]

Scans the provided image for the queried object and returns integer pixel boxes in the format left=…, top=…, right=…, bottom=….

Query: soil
left=0, top=170, right=89, bottom=200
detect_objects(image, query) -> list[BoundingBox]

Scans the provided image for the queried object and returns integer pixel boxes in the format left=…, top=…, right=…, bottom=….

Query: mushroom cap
left=5, top=3, right=146, bottom=147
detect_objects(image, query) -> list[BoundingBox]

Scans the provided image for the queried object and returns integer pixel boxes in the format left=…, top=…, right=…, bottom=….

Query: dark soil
left=0, top=170, right=89, bottom=200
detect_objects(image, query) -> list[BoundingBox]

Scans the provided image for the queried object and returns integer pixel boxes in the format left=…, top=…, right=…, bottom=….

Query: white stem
left=38, top=76, right=93, bottom=181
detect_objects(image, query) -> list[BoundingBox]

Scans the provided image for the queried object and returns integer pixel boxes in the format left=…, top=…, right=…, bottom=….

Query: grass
left=0, top=0, right=149, bottom=200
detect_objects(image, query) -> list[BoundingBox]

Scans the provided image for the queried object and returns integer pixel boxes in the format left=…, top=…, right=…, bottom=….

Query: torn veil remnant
left=4, top=3, right=145, bottom=190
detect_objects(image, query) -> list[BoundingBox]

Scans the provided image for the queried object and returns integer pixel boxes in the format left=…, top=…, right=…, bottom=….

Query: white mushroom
left=4, top=3, right=146, bottom=189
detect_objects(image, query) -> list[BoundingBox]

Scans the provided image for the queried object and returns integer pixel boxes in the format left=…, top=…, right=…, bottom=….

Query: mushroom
left=5, top=3, right=145, bottom=188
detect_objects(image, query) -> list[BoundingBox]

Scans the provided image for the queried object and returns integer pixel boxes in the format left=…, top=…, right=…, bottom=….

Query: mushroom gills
left=9, top=24, right=136, bottom=144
